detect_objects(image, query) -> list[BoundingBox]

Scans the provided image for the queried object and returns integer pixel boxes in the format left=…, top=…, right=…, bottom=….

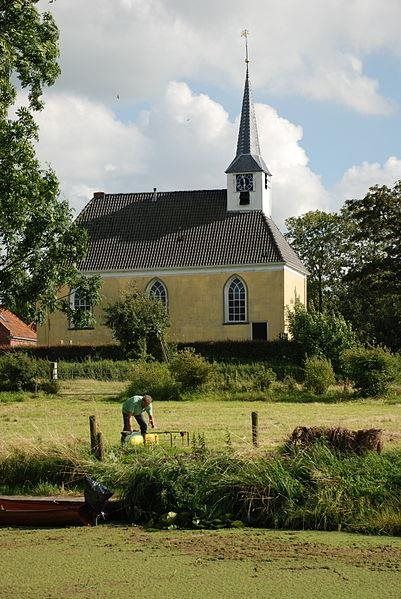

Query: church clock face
left=236, top=173, right=254, bottom=192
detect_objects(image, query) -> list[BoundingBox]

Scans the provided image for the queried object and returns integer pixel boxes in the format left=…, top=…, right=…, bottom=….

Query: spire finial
left=241, top=29, right=250, bottom=64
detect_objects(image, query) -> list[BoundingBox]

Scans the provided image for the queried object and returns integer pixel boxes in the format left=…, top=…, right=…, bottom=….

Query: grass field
left=0, top=379, right=400, bottom=451
left=0, top=526, right=400, bottom=599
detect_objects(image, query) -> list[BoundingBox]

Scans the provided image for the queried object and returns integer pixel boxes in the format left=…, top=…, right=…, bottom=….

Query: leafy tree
left=0, top=1, right=100, bottom=323
left=285, top=210, right=348, bottom=311
left=341, top=347, right=396, bottom=397
left=287, top=303, right=358, bottom=372
left=285, top=185, right=401, bottom=351
left=339, top=182, right=401, bottom=350
left=104, top=286, right=170, bottom=358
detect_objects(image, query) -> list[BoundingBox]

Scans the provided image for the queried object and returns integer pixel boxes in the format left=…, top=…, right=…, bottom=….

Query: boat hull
left=0, top=496, right=96, bottom=527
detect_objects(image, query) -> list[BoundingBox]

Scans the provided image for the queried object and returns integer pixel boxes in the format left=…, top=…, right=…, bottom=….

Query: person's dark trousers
left=134, top=414, right=148, bottom=435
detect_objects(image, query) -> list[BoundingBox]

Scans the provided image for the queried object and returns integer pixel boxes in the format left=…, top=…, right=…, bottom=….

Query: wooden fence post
left=251, top=411, right=259, bottom=447
left=96, top=431, right=104, bottom=461
left=89, top=415, right=98, bottom=455
left=89, top=415, right=104, bottom=460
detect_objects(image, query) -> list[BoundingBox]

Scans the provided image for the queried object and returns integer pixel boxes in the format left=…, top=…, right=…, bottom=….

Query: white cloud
left=291, top=55, right=394, bottom=116
left=34, top=94, right=149, bottom=213
left=255, top=104, right=329, bottom=221
left=334, top=156, right=401, bottom=205
left=33, top=82, right=328, bottom=225
left=38, top=0, right=401, bottom=115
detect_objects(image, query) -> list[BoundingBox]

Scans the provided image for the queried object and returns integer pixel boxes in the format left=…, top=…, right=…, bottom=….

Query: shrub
left=123, top=361, right=180, bottom=401
left=288, top=303, right=358, bottom=372
left=270, top=363, right=304, bottom=382
left=212, top=363, right=276, bottom=393
left=40, top=380, right=61, bottom=395
left=0, top=353, right=41, bottom=391
left=341, top=347, right=396, bottom=397
left=282, top=375, right=298, bottom=391
left=304, top=356, right=335, bottom=394
left=251, top=366, right=276, bottom=390
left=0, top=392, right=26, bottom=404
left=0, top=344, right=127, bottom=362
left=169, top=348, right=213, bottom=391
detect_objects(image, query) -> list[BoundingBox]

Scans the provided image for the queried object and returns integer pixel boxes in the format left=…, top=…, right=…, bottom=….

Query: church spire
left=236, top=31, right=260, bottom=157
left=236, top=63, right=261, bottom=157
left=225, top=31, right=270, bottom=175
left=225, top=31, right=272, bottom=217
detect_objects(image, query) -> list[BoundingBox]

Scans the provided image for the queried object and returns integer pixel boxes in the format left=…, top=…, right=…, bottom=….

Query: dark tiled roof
left=225, top=153, right=271, bottom=175
left=77, top=189, right=306, bottom=273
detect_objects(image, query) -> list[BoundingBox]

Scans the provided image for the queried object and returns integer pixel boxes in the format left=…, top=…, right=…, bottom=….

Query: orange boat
left=0, top=477, right=113, bottom=527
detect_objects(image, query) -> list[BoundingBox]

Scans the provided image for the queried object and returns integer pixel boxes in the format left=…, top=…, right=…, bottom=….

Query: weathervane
left=241, top=29, right=250, bottom=64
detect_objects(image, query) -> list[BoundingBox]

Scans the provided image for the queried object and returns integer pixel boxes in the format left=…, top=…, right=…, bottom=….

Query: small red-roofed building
left=0, top=308, right=37, bottom=347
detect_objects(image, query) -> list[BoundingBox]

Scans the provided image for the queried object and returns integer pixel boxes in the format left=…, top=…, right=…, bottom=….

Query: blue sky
left=33, top=0, right=401, bottom=226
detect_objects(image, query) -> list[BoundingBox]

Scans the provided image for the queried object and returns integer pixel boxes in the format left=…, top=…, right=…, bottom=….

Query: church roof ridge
left=100, top=188, right=227, bottom=197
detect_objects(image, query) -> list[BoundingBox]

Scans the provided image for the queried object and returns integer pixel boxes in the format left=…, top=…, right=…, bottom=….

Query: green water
left=1, top=527, right=400, bottom=599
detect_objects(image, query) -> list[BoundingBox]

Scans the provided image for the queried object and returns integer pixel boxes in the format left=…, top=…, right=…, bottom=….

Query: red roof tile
left=0, top=308, right=37, bottom=341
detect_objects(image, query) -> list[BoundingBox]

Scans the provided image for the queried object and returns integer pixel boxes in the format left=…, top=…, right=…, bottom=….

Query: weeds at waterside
left=1, top=440, right=400, bottom=535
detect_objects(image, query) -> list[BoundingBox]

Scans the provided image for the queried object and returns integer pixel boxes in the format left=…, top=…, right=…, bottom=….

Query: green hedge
left=178, top=340, right=305, bottom=364
left=0, top=344, right=126, bottom=362
left=57, top=360, right=134, bottom=381
left=0, top=339, right=305, bottom=364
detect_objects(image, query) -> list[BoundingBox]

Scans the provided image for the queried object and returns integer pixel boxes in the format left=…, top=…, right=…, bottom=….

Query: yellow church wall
left=283, top=268, right=307, bottom=333
left=37, top=267, right=294, bottom=346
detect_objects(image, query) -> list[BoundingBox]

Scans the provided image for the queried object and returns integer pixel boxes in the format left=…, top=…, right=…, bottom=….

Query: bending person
left=122, top=394, right=155, bottom=437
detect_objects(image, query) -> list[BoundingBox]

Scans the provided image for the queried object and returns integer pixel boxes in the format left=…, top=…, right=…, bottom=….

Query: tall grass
left=0, top=440, right=85, bottom=493
left=1, top=440, right=400, bottom=535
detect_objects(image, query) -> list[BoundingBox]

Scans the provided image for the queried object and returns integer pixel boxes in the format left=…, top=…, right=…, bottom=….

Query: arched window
left=224, top=276, right=247, bottom=323
left=148, top=279, right=168, bottom=309
left=69, top=288, right=92, bottom=329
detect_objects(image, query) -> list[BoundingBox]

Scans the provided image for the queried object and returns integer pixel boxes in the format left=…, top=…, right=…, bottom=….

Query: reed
left=1, top=439, right=399, bottom=535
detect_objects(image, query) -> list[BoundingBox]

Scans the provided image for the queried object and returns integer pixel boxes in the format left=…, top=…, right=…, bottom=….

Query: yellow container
left=127, top=432, right=158, bottom=446
left=144, top=433, right=158, bottom=445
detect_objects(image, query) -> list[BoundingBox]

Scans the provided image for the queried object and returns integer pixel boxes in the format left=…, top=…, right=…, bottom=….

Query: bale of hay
left=287, top=426, right=383, bottom=454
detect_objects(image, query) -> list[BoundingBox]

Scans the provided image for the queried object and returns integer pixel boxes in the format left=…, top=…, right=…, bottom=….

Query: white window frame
left=69, top=288, right=93, bottom=329
left=146, top=279, right=168, bottom=311
left=224, top=275, right=248, bottom=323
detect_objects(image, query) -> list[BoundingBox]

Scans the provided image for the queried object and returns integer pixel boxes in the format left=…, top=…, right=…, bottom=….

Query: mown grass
left=1, top=379, right=400, bottom=450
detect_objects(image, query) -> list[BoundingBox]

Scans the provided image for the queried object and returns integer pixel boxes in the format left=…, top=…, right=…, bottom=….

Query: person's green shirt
left=122, top=395, right=153, bottom=417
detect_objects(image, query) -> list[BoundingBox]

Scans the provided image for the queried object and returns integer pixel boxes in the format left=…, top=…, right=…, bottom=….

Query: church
left=38, top=59, right=307, bottom=347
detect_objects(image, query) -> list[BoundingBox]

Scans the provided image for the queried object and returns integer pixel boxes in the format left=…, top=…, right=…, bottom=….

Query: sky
left=32, top=0, right=401, bottom=227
